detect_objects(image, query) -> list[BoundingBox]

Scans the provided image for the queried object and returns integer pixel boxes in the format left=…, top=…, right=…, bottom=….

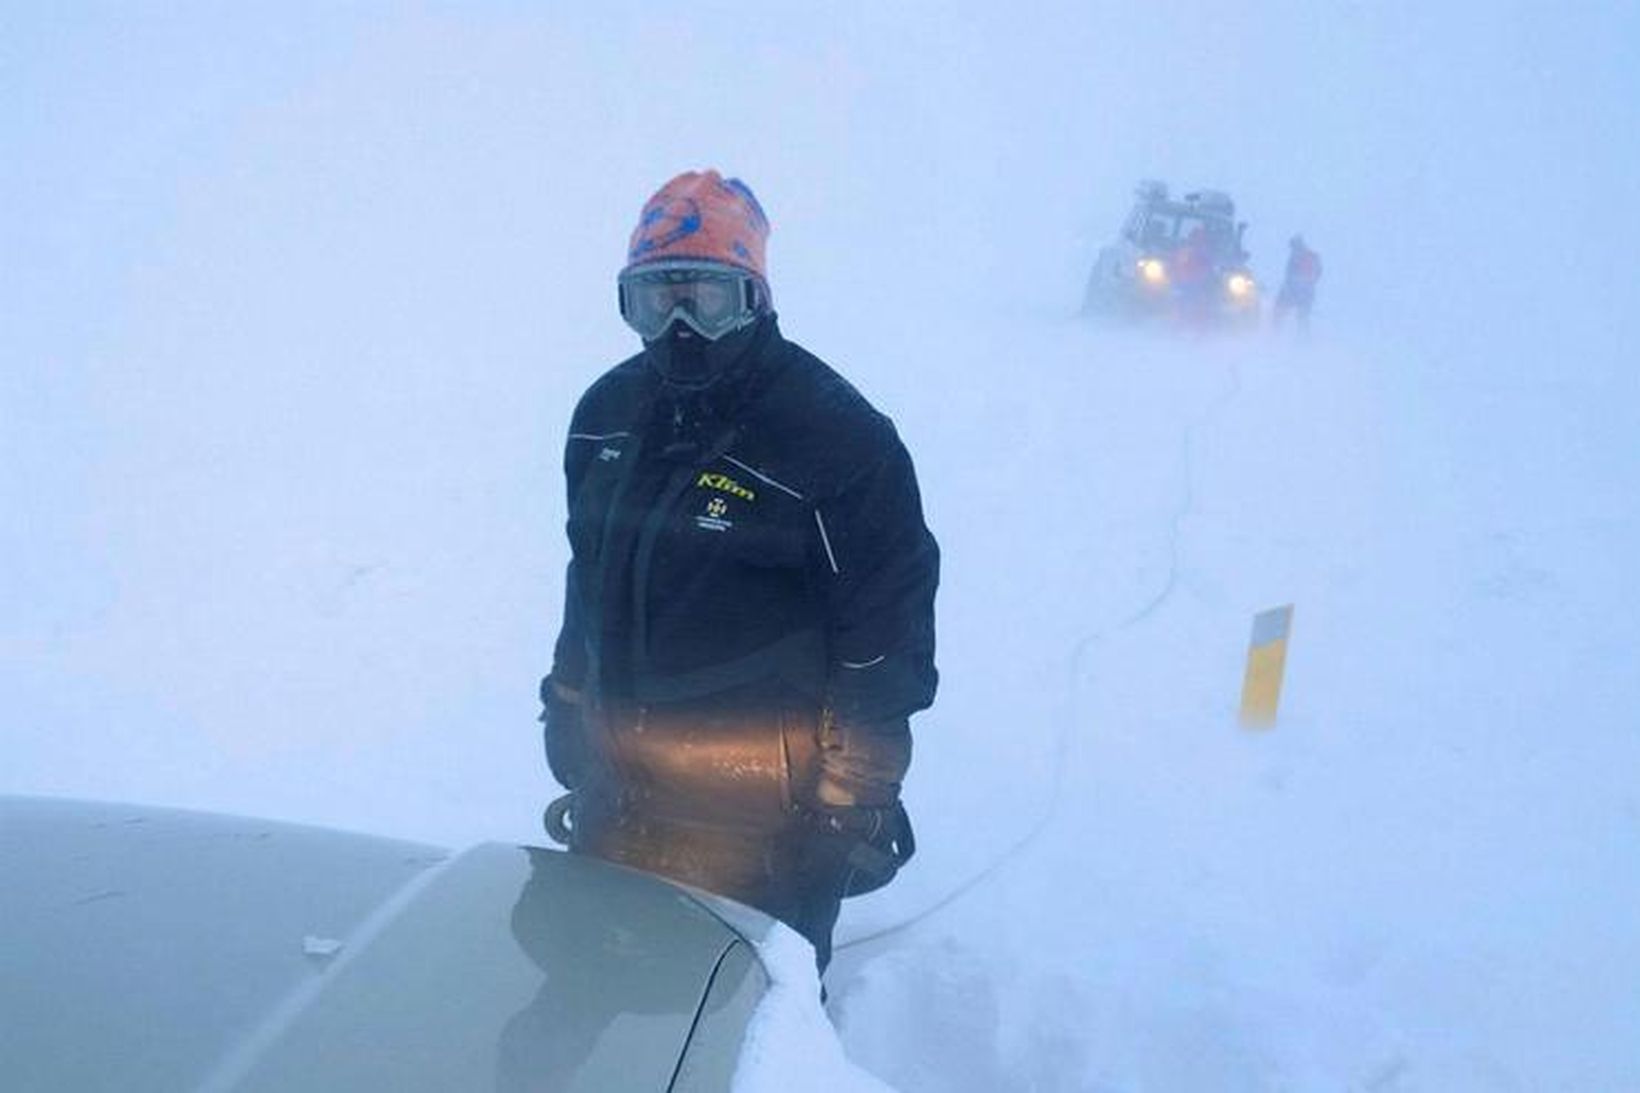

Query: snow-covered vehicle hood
left=0, top=796, right=774, bottom=1092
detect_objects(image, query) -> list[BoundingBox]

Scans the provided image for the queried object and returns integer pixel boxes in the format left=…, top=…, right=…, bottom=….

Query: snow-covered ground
left=6, top=4, right=1639, bottom=1089
left=830, top=321, right=1640, bottom=1090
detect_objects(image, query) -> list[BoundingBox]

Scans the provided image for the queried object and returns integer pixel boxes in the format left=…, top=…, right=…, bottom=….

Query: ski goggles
left=618, top=260, right=763, bottom=342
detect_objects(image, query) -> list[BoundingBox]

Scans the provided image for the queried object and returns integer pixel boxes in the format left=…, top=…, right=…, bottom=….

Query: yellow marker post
left=1239, top=604, right=1294, bottom=728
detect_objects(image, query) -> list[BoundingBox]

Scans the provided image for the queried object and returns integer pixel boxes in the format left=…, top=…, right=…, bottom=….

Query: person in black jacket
left=538, top=170, right=939, bottom=971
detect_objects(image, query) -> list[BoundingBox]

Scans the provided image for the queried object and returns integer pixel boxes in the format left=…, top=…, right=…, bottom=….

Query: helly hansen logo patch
left=696, top=472, right=755, bottom=502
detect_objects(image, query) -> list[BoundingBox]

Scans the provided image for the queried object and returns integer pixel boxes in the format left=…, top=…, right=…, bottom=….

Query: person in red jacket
left=1169, top=223, right=1218, bottom=326
left=1274, top=234, right=1323, bottom=331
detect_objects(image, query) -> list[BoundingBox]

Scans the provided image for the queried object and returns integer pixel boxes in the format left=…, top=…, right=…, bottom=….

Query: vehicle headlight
left=1226, top=273, right=1255, bottom=298
left=1138, top=258, right=1167, bottom=285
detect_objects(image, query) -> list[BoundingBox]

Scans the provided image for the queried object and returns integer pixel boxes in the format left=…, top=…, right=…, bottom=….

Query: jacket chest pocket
left=675, top=484, right=810, bottom=571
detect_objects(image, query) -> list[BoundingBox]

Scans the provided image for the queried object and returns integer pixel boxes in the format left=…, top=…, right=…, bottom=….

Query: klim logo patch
left=696, top=472, right=755, bottom=502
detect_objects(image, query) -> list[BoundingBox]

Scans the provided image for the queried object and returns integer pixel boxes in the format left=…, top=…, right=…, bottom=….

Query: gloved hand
left=538, top=676, right=589, bottom=791
left=808, top=797, right=916, bottom=898
left=807, top=713, right=916, bottom=896
left=813, top=713, right=912, bottom=808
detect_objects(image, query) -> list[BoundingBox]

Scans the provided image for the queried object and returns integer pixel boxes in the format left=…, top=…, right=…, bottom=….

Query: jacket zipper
left=629, top=426, right=741, bottom=683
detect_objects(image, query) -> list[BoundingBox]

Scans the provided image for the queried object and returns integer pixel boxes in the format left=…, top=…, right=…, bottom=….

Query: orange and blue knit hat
left=624, top=170, right=771, bottom=286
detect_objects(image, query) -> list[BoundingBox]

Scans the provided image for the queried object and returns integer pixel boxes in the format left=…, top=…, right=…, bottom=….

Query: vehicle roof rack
left=1135, top=179, right=1168, bottom=202
left=1183, top=189, right=1235, bottom=216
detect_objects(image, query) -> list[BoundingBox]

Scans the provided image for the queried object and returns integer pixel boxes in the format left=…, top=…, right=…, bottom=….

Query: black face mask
left=643, top=318, right=761, bottom=391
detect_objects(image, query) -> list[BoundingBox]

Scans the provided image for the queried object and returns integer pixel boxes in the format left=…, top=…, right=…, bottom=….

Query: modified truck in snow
left=1082, top=180, right=1260, bottom=328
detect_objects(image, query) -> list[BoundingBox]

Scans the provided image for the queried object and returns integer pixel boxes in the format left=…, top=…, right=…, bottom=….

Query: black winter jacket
left=548, top=318, right=939, bottom=728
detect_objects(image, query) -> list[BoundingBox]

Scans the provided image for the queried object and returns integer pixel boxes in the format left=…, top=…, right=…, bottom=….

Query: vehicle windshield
left=1137, top=209, right=1234, bottom=254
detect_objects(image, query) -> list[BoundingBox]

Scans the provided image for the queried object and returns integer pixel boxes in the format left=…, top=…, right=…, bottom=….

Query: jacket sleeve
left=816, top=429, right=939, bottom=725
left=541, top=427, right=594, bottom=784
left=546, top=425, right=595, bottom=695
left=547, top=557, right=588, bottom=692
